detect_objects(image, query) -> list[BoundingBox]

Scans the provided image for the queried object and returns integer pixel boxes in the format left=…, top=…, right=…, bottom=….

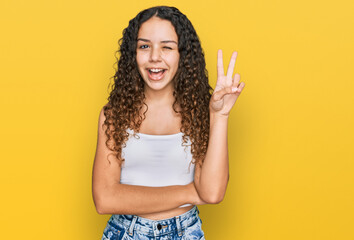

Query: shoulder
left=99, top=103, right=110, bottom=117
left=99, top=106, right=105, bottom=122
left=97, top=104, right=110, bottom=134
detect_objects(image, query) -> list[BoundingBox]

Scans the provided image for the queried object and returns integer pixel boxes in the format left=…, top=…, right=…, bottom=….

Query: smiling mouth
left=147, top=68, right=167, bottom=81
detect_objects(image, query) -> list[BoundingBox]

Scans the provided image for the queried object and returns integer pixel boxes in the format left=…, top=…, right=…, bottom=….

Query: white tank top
left=120, top=128, right=195, bottom=187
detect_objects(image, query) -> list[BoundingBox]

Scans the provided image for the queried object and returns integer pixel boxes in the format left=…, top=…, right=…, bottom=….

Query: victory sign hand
left=210, top=50, right=245, bottom=116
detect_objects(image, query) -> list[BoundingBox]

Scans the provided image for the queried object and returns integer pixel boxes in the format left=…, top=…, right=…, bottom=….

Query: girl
left=92, top=6, right=245, bottom=240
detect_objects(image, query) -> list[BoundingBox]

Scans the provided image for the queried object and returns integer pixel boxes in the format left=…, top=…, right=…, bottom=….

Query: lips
left=146, top=68, right=167, bottom=81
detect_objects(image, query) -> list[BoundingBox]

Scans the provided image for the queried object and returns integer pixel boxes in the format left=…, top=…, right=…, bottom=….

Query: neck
left=144, top=85, right=175, bottom=106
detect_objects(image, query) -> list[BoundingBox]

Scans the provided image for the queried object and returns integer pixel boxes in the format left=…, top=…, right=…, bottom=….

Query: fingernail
left=232, top=87, right=238, bottom=92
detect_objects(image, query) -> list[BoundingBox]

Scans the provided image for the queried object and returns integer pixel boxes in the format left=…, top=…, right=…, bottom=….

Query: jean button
left=157, top=223, right=162, bottom=230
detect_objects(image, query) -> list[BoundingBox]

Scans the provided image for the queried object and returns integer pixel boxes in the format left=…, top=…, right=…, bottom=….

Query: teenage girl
left=92, top=6, right=245, bottom=240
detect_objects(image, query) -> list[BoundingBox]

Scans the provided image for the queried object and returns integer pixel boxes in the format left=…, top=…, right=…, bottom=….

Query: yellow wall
left=1, top=0, right=353, bottom=239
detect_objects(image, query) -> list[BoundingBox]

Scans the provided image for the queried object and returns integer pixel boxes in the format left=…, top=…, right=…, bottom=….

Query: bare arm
left=92, top=107, right=200, bottom=215
left=194, top=50, right=245, bottom=204
left=194, top=114, right=229, bottom=204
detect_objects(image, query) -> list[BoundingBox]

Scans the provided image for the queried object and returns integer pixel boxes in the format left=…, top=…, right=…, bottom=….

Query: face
left=136, top=16, right=180, bottom=93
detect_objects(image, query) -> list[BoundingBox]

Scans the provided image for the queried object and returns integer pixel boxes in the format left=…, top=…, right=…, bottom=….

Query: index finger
left=217, top=49, right=224, bottom=80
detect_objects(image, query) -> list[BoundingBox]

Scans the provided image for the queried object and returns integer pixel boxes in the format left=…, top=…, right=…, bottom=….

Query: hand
left=189, top=182, right=208, bottom=205
left=209, top=50, right=245, bottom=116
left=186, top=182, right=207, bottom=205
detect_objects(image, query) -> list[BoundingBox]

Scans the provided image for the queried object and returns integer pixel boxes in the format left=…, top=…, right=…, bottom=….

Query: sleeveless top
left=120, top=128, right=195, bottom=188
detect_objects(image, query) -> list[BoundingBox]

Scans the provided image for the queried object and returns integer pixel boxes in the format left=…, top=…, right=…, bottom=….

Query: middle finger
left=226, top=51, right=238, bottom=85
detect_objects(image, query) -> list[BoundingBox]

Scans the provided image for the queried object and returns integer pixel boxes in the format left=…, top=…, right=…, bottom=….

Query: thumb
left=213, top=86, right=238, bottom=101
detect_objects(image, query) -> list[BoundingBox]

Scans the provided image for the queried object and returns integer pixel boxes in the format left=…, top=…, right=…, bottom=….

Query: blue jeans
left=102, top=206, right=205, bottom=240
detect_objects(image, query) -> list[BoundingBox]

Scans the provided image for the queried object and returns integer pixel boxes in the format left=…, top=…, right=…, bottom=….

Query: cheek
left=135, top=56, right=145, bottom=77
left=167, top=54, right=180, bottom=70
left=136, top=52, right=147, bottom=68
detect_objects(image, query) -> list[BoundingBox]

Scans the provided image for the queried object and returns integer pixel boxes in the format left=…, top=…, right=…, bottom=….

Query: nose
left=149, top=47, right=162, bottom=62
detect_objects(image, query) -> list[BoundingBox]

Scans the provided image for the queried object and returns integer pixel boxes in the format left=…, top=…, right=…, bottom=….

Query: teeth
left=149, top=68, right=164, bottom=73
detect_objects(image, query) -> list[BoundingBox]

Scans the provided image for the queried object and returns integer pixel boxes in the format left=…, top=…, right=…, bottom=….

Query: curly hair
left=103, top=6, right=213, bottom=167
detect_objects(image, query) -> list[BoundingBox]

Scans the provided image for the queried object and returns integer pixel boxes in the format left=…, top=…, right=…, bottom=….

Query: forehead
left=137, top=16, right=178, bottom=41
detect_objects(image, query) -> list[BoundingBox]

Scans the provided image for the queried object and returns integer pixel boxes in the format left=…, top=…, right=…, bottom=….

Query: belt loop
left=128, top=216, right=137, bottom=236
left=175, top=216, right=182, bottom=237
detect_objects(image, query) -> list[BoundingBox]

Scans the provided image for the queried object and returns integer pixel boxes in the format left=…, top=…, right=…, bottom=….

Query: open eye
left=139, top=44, right=149, bottom=49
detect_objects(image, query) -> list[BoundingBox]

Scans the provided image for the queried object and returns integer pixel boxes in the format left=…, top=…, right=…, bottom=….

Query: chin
left=145, top=82, right=170, bottom=91
left=144, top=78, right=174, bottom=92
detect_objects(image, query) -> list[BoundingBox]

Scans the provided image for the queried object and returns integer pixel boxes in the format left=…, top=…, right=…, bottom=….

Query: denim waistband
left=110, top=206, right=200, bottom=237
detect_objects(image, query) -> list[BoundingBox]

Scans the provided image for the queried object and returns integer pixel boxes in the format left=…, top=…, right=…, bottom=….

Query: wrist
left=210, top=112, right=229, bottom=119
left=186, top=182, right=198, bottom=205
left=210, top=113, right=229, bottom=125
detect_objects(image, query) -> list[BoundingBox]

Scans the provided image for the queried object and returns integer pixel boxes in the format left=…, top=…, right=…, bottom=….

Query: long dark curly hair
left=103, top=6, right=213, bottom=167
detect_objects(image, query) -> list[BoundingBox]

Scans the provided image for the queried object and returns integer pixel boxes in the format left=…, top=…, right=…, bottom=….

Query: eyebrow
left=137, top=38, right=177, bottom=44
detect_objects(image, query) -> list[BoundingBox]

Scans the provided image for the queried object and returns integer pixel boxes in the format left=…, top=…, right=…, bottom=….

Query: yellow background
left=1, top=0, right=353, bottom=239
